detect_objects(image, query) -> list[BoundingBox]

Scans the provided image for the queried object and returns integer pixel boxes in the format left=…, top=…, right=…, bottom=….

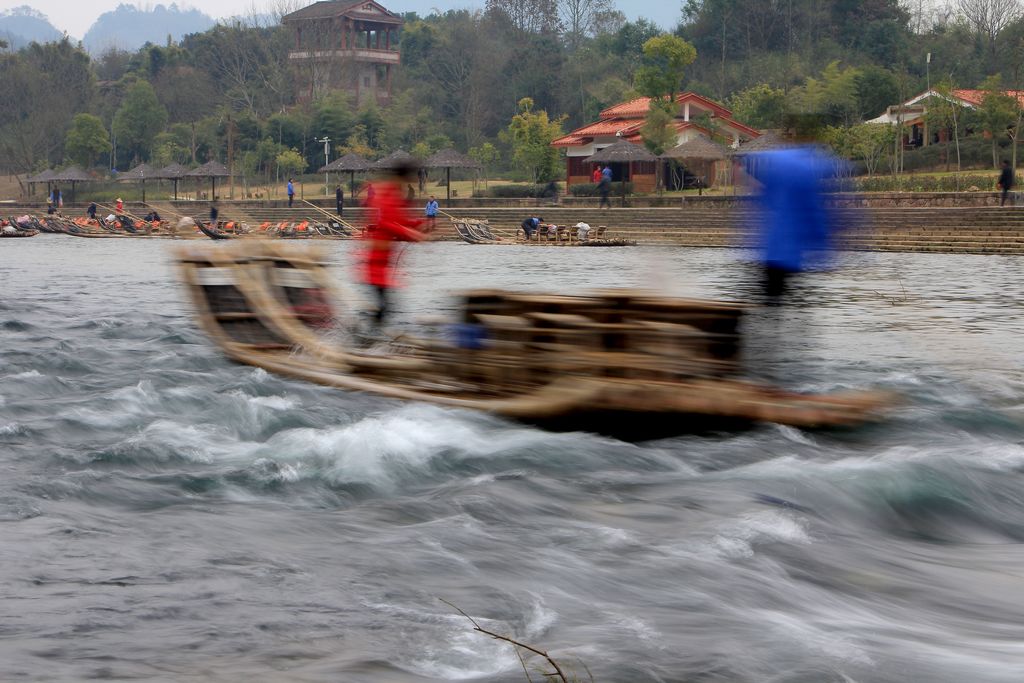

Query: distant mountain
left=0, top=6, right=62, bottom=49
left=83, top=3, right=215, bottom=53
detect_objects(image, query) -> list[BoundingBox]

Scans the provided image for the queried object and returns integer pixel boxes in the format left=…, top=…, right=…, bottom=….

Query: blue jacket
left=425, top=200, right=439, bottom=217
left=287, top=181, right=294, bottom=196
left=601, top=167, right=612, bottom=181
left=746, top=147, right=836, bottom=272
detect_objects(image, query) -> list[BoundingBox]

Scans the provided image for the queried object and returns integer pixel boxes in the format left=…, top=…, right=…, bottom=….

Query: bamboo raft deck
left=176, top=242, right=891, bottom=439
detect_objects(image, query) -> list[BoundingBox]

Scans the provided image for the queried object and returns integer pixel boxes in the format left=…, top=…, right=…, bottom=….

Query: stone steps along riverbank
left=10, top=203, right=1024, bottom=254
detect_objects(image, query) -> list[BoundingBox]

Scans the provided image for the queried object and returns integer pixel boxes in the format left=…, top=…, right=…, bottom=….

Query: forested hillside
left=0, top=6, right=61, bottom=49
left=2, top=0, right=1023, bottom=187
left=82, top=4, right=216, bottom=54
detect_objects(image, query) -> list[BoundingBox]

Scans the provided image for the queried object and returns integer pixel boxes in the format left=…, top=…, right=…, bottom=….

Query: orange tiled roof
left=554, top=92, right=759, bottom=149
left=599, top=92, right=735, bottom=119
left=953, top=89, right=1024, bottom=106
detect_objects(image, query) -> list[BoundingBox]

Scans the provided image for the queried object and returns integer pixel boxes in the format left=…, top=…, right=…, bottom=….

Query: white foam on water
left=122, top=419, right=253, bottom=464
left=255, top=404, right=574, bottom=490
left=0, top=423, right=26, bottom=436
left=244, top=394, right=298, bottom=410
left=755, top=609, right=874, bottom=667
left=5, top=370, right=42, bottom=379
left=363, top=602, right=521, bottom=680
left=707, top=510, right=813, bottom=561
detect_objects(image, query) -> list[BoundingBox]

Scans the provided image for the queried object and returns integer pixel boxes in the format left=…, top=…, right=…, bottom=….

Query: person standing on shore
left=287, top=178, right=295, bottom=207
left=998, top=160, right=1015, bottom=207
left=598, top=176, right=611, bottom=210
left=424, top=195, right=439, bottom=231
left=115, top=197, right=124, bottom=214
left=335, top=185, right=344, bottom=217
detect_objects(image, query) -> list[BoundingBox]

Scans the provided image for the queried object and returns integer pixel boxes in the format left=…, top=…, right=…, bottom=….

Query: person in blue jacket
left=287, top=178, right=295, bottom=207
left=745, top=146, right=837, bottom=299
left=520, top=216, right=542, bottom=240
left=424, top=196, right=439, bottom=231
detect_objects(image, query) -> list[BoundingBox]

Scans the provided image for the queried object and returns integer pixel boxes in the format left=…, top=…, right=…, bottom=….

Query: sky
left=0, top=0, right=681, bottom=39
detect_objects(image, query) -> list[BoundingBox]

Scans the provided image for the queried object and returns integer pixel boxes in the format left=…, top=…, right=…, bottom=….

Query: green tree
left=640, top=100, right=677, bottom=190
left=635, top=34, right=698, bottom=103
left=640, top=100, right=677, bottom=156
left=275, top=148, right=306, bottom=177
left=65, top=113, right=111, bottom=169
left=976, top=74, right=1018, bottom=168
left=500, top=97, right=565, bottom=183
left=113, top=79, right=168, bottom=163
left=793, top=62, right=862, bottom=127
left=727, top=84, right=787, bottom=129
left=836, top=123, right=896, bottom=177
left=469, top=141, right=500, bottom=187
left=925, top=80, right=964, bottom=173
left=339, top=125, right=376, bottom=159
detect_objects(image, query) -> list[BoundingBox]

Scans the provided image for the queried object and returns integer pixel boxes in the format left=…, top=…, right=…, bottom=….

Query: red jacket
left=361, top=181, right=425, bottom=287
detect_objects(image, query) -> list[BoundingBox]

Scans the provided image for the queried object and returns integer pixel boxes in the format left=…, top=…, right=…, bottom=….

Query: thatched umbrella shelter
left=374, top=149, right=416, bottom=170
left=425, top=148, right=481, bottom=206
left=185, top=161, right=231, bottom=200
left=49, top=166, right=93, bottom=204
left=117, top=162, right=157, bottom=202
left=731, top=132, right=786, bottom=156
left=661, top=135, right=727, bottom=192
left=154, top=163, right=189, bottom=200
left=319, top=152, right=372, bottom=199
left=585, top=139, right=657, bottom=202
left=26, top=169, right=55, bottom=199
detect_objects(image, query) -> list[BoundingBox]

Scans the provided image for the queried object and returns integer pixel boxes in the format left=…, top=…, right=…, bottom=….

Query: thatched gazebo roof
left=27, top=169, right=55, bottom=183
left=319, top=152, right=372, bottom=173
left=49, top=166, right=92, bottom=182
left=732, top=132, right=786, bottom=155
left=185, top=160, right=231, bottom=178
left=374, top=149, right=416, bottom=169
left=661, top=135, right=727, bottom=162
left=424, top=148, right=480, bottom=204
left=154, top=163, right=190, bottom=179
left=425, top=148, right=480, bottom=169
left=117, top=162, right=158, bottom=180
left=584, top=139, right=657, bottom=164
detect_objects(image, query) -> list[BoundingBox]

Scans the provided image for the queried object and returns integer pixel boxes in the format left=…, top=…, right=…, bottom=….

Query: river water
left=3, top=235, right=1024, bottom=682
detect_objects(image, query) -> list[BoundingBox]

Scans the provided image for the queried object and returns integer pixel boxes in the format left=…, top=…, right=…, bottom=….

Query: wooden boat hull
left=176, top=243, right=892, bottom=440
left=197, top=220, right=235, bottom=240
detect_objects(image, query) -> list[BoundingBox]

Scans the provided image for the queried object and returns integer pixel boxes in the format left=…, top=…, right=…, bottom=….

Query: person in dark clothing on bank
left=336, top=185, right=344, bottom=217
left=520, top=216, right=542, bottom=240
left=998, top=160, right=1015, bottom=206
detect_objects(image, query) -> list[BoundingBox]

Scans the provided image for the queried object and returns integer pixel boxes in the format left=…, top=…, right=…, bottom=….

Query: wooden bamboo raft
left=176, top=242, right=892, bottom=439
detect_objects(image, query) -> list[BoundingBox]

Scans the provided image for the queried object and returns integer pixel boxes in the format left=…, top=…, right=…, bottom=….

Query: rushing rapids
left=2, top=235, right=1024, bottom=682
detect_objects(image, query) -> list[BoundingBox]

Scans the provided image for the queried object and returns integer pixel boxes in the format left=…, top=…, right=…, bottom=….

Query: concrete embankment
left=9, top=201, right=1024, bottom=254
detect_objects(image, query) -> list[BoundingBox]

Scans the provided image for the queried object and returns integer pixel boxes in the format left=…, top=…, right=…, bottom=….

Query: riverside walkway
left=11, top=202, right=1024, bottom=254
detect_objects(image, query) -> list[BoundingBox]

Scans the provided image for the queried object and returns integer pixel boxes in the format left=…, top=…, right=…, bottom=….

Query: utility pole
left=227, top=114, right=235, bottom=200
left=926, top=52, right=931, bottom=94
left=318, top=136, right=331, bottom=196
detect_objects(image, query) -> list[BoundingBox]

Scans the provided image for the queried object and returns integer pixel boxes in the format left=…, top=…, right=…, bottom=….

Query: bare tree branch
left=440, top=599, right=570, bottom=683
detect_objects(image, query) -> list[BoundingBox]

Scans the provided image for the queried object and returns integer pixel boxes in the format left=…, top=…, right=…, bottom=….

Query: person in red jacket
left=361, top=163, right=428, bottom=329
